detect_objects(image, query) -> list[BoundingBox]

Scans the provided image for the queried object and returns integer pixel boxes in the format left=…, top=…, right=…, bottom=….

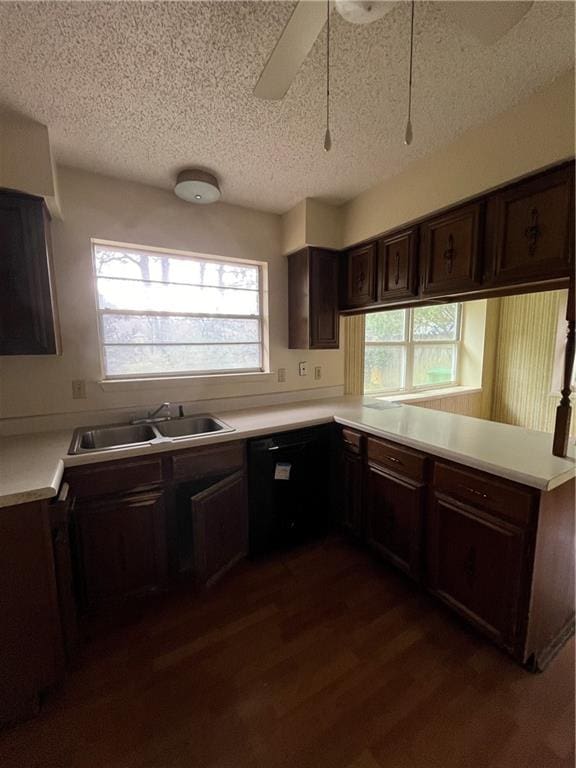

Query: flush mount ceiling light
left=174, top=169, right=221, bottom=204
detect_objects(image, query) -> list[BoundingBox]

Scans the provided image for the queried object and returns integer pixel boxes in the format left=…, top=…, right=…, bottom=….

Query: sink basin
left=68, top=414, right=235, bottom=454
left=69, top=424, right=157, bottom=454
left=155, top=415, right=234, bottom=438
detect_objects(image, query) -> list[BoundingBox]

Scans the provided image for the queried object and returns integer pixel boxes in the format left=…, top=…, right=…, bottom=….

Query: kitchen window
left=93, top=241, right=267, bottom=379
left=364, top=303, right=462, bottom=395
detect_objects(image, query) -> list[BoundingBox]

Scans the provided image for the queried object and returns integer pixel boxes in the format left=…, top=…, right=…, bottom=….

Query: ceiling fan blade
left=442, top=1, right=534, bottom=45
left=254, top=0, right=327, bottom=101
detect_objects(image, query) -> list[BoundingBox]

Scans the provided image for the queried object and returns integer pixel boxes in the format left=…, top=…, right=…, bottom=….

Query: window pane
left=95, top=248, right=259, bottom=289
left=412, top=344, right=457, bottom=387
left=365, top=310, right=406, bottom=342
left=364, top=346, right=405, bottom=393
left=101, top=315, right=260, bottom=344
left=97, top=277, right=259, bottom=315
left=412, top=304, right=459, bottom=341
left=104, top=343, right=261, bottom=376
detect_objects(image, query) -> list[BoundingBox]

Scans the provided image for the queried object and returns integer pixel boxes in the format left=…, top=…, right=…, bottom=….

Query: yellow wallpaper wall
left=491, top=290, right=573, bottom=434
left=343, top=315, right=365, bottom=395
left=413, top=391, right=482, bottom=418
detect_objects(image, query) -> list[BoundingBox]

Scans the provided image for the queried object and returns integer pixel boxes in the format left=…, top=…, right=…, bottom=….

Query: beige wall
left=0, top=112, right=61, bottom=217
left=341, top=70, right=575, bottom=247
left=0, top=167, right=344, bottom=421
left=491, top=290, right=574, bottom=434
left=281, top=198, right=342, bottom=254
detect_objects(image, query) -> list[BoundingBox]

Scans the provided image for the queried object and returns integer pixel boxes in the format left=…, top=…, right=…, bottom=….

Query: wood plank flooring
left=0, top=537, right=573, bottom=768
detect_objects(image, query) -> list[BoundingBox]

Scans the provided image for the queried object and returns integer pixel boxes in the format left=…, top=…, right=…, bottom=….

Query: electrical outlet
left=277, top=367, right=287, bottom=383
left=314, top=365, right=322, bottom=381
left=298, top=361, right=308, bottom=376
left=72, top=379, right=86, bottom=399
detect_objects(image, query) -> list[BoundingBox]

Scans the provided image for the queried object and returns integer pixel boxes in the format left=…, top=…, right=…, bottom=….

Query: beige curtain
left=343, top=314, right=365, bottom=395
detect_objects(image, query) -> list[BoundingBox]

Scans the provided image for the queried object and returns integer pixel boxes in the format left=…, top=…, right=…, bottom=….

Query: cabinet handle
left=458, top=483, right=489, bottom=501
left=443, top=234, right=455, bottom=275
left=356, top=271, right=366, bottom=290
left=524, top=207, right=541, bottom=257
left=57, top=482, right=70, bottom=503
left=394, top=251, right=401, bottom=285
left=384, top=454, right=403, bottom=465
left=342, top=439, right=358, bottom=449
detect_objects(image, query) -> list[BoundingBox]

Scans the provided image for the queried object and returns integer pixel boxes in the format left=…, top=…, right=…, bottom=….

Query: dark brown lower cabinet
left=427, top=494, right=526, bottom=649
left=339, top=429, right=364, bottom=539
left=75, top=490, right=167, bottom=610
left=191, top=470, right=248, bottom=585
left=366, top=464, right=424, bottom=581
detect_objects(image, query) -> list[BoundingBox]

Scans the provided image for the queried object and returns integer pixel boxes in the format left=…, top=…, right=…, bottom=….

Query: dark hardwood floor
left=1, top=537, right=574, bottom=768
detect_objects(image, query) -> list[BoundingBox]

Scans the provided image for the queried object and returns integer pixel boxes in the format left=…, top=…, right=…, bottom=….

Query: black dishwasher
left=248, top=425, right=332, bottom=557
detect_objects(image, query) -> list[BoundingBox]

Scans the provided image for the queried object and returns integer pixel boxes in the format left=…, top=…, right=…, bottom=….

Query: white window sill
left=98, top=371, right=276, bottom=392
left=377, top=385, right=482, bottom=405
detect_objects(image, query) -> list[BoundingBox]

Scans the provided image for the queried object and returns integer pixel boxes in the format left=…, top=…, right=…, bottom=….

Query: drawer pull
left=384, top=455, right=403, bottom=465
left=342, top=439, right=357, bottom=448
left=459, top=484, right=489, bottom=501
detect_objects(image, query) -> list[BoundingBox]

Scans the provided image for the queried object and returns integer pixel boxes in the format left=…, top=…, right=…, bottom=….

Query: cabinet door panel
left=343, top=243, right=377, bottom=308
left=341, top=449, right=364, bottom=538
left=489, top=164, right=574, bottom=285
left=378, top=228, right=418, bottom=302
left=420, top=203, right=482, bottom=296
left=310, top=249, right=339, bottom=348
left=366, top=465, right=424, bottom=580
left=191, top=471, right=248, bottom=584
left=76, top=490, right=166, bottom=609
left=0, top=192, right=58, bottom=355
left=428, top=496, right=525, bottom=646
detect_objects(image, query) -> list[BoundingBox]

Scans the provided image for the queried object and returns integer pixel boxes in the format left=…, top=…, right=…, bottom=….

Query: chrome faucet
left=131, top=402, right=172, bottom=425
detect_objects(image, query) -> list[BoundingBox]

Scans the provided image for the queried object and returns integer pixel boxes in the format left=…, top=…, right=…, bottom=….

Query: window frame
left=92, top=239, right=269, bottom=381
left=364, top=303, right=462, bottom=396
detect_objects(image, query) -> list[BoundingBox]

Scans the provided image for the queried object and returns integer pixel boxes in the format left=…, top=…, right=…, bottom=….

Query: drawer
left=341, top=428, right=362, bottom=454
left=171, top=441, right=245, bottom=482
left=367, top=437, right=426, bottom=483
left=433, top=462, right=535, bottom=527
left=65, top=457, right=163, bottom=498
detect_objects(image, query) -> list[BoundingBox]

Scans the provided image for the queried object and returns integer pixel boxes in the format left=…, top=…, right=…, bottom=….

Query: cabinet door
left=341, top=449, right=364, bottom=539
left=310, top=248, right=339, bottom=349
left=75, top=490, right=167, bottom=609
left=378, top=228, right=418, bottom=302
left=191, top=471, right=248, bottom=585
left=488, top=163, right=574, bottom=285
left=343, top=243, right=377, bottom=308
left=0, top=192, right=59, bottom=355
left=427, top=495, right=526, bottom=648
left=420, top=203, right=482, bottom=297
left=366, top=464, right=424, bottom=580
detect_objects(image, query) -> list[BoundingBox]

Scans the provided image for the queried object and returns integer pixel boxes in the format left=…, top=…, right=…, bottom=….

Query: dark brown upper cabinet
left=342, top=242, right=378, bottom=309
left=486, top=162, right=574, bottom=287
left=419, top=202, right=483, bottom=298
left=288, top=247, right=339, bottom=349
left=0, top=190, right=60, bottom=355
left=377, top=228, right=418, bottom=303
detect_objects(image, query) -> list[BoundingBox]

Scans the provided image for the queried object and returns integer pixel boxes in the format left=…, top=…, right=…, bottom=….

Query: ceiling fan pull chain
left=324, top=0, right=332, bottom=152
left=405, top=0, right=415, bottom=146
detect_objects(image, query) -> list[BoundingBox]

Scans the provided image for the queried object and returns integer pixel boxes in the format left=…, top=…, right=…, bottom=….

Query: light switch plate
left=314, top=366, right=322, bottom=380
left=298, top=361, right=308, bottom=376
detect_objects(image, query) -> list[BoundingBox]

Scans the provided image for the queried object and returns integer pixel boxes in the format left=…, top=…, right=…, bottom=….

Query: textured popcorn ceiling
left=0, top=1, right=574, bottom=213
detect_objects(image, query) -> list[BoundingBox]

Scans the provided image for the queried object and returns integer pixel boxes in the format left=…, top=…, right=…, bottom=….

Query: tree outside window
left=364, top=304, right=461, bottom=395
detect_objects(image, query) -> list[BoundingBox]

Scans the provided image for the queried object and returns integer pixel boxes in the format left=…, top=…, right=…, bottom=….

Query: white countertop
left=0, top=396, right=574, bottom=508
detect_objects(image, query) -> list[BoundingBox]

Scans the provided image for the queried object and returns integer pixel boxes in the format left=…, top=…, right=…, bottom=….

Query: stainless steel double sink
left=69, top=415, right=234, bottom=455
